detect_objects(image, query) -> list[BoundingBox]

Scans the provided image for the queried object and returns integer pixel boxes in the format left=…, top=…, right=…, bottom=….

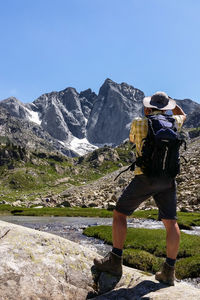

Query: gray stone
left=60, top=200, right=71, bottom=207
left=98, top=271, right=122, bottom=294
left=33, top=205, right=43, bottom=209
left=87, top=79, right=144, bottom=145
left=0, top=221, right=200, bottom=300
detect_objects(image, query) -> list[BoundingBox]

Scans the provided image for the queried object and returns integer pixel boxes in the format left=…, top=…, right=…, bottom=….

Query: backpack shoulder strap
left=114, top=161, right=136, bottom=181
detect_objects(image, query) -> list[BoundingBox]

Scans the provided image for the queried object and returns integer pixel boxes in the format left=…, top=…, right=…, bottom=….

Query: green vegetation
left=0, top=205, right=114, bottom=217
left=0, top=141, right=134, bottom=203
left=123, top=249, right=164, bottom=273
left=176, top=255, right=200, bottom=279
left=83, top=226, right=200, bottom=258
left=83, top=225, right=200, bottom=279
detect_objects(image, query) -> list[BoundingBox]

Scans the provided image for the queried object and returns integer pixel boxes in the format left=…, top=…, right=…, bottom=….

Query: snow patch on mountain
left=26, top=108, right=41, bottom=125
left=58, top=137, right=98, bottom=156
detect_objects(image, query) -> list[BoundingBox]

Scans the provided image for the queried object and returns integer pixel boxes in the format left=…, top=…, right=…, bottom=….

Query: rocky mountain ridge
left=0, top=106, right=77, bottom=156
left=0, top=78, right=200, bottom=156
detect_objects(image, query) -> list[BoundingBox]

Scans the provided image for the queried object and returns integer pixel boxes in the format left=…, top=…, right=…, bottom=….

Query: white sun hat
left=143, top=91, right=176, bottom=110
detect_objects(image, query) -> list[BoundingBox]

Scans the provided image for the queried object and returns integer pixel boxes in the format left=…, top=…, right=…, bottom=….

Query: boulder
left=0, top=221, right=200, bottom=300
left=12, top=200, right=23, bottom=207
left=58, top=200, right=71, bottom=207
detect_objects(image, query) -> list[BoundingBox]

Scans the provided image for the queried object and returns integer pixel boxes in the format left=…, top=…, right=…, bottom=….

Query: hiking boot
left=155, top=262, right=175, bottom=286
left=93, top=252, right=123, bottom=276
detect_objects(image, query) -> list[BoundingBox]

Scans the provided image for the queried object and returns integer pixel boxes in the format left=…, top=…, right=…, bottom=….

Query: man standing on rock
left=94, top=92, right=186, bottom=286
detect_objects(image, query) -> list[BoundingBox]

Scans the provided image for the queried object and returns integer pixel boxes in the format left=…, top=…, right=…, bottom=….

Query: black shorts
left=115, top=175, right=177, bottom=220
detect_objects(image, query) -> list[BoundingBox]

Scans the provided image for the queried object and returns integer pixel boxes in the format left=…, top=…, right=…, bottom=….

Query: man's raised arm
left=172, top=105, right=187, bottom=122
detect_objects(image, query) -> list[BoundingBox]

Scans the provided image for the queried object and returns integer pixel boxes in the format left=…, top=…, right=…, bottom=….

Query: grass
left=123, top=249, right=164, bottom=273
left=83, top=225, right=200, bottom=279
left=0, top=205, right=113, bottom=217
left=176, top=255, right=200, bottom=279
left=83, top=225, right=200, bottom=257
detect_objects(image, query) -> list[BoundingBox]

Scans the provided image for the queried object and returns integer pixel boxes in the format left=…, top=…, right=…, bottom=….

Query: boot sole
left=155, top=275, right=174, bottom=286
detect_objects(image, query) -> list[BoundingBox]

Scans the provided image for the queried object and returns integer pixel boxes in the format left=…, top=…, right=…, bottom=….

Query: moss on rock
left=176, top=255, right=200, bottom=279
left=123, top=249, right=164, bottom=273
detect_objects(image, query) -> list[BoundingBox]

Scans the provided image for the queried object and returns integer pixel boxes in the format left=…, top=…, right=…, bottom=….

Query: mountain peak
left=61, top=87, right=78, bottom=95
left=1, top=96, right=21, bottom=104
left=104, top=78, right=114, bottom=84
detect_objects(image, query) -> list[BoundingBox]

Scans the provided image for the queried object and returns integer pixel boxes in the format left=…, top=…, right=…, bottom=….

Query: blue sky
left=0, top=0, right=200, bottom=103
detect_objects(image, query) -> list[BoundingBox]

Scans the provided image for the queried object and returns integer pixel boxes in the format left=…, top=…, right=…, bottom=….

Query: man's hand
left=172, top=105, right=187, bottom=122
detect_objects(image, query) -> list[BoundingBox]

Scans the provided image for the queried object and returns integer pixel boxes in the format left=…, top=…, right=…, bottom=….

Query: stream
left=0, top=215, right=199, bottom=288
left=0, top=215, right=199, bottom=255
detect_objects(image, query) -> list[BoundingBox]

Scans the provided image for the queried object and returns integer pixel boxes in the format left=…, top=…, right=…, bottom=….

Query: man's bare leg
left=93, top=209, right=127, bottom=275
left=112, top=209, right=127, bottom=249
left=155, top=219, right=180, bottom=285
left=162, top=219, right=180, bottom=259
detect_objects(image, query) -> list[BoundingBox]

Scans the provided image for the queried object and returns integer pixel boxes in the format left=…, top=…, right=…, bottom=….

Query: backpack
left=135, top=114, right=186, bottom=178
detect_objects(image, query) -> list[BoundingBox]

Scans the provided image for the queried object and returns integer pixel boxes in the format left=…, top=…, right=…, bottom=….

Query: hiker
left=94, top=91, right=186, bottom=286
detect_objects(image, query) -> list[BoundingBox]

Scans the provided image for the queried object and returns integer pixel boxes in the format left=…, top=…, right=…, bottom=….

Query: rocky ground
left=5, top=137, right=200, bottom=213
left=29, top=138, right=200, bottom=212
left=176, top=137, right=200, bottom=211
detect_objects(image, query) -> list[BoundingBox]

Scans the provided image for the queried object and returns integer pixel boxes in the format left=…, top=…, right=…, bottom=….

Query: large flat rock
left=0, top=220, right=199, bottom=300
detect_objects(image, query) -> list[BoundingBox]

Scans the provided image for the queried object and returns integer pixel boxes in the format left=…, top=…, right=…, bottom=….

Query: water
left=0, top=216, right=199, bottom=255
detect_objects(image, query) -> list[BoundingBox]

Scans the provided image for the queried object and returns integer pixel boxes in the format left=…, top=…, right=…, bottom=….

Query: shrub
left=176, top=255, right=200, bottom=279
left=123, top=249, right=164, bottom=273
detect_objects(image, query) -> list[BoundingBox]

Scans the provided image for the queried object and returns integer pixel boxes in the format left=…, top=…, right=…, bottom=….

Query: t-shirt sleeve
left=129, top=120, right=136, bottom=143
left=173, top=115, right=185, bottom=131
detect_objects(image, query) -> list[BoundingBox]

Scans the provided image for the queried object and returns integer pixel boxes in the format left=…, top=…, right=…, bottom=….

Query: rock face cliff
left=184, top=108, right=200, bottom=128
left=0, top=221, right=199, bottom=300
left=30, top=87, right=96, bottom=141
left=0, top=88, right=98, bottom=156
left=0, top=79, right=199, bottom=156
left=0, top=106, right=77, bottom=157
left=86, top=79, right=144, bottom=145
